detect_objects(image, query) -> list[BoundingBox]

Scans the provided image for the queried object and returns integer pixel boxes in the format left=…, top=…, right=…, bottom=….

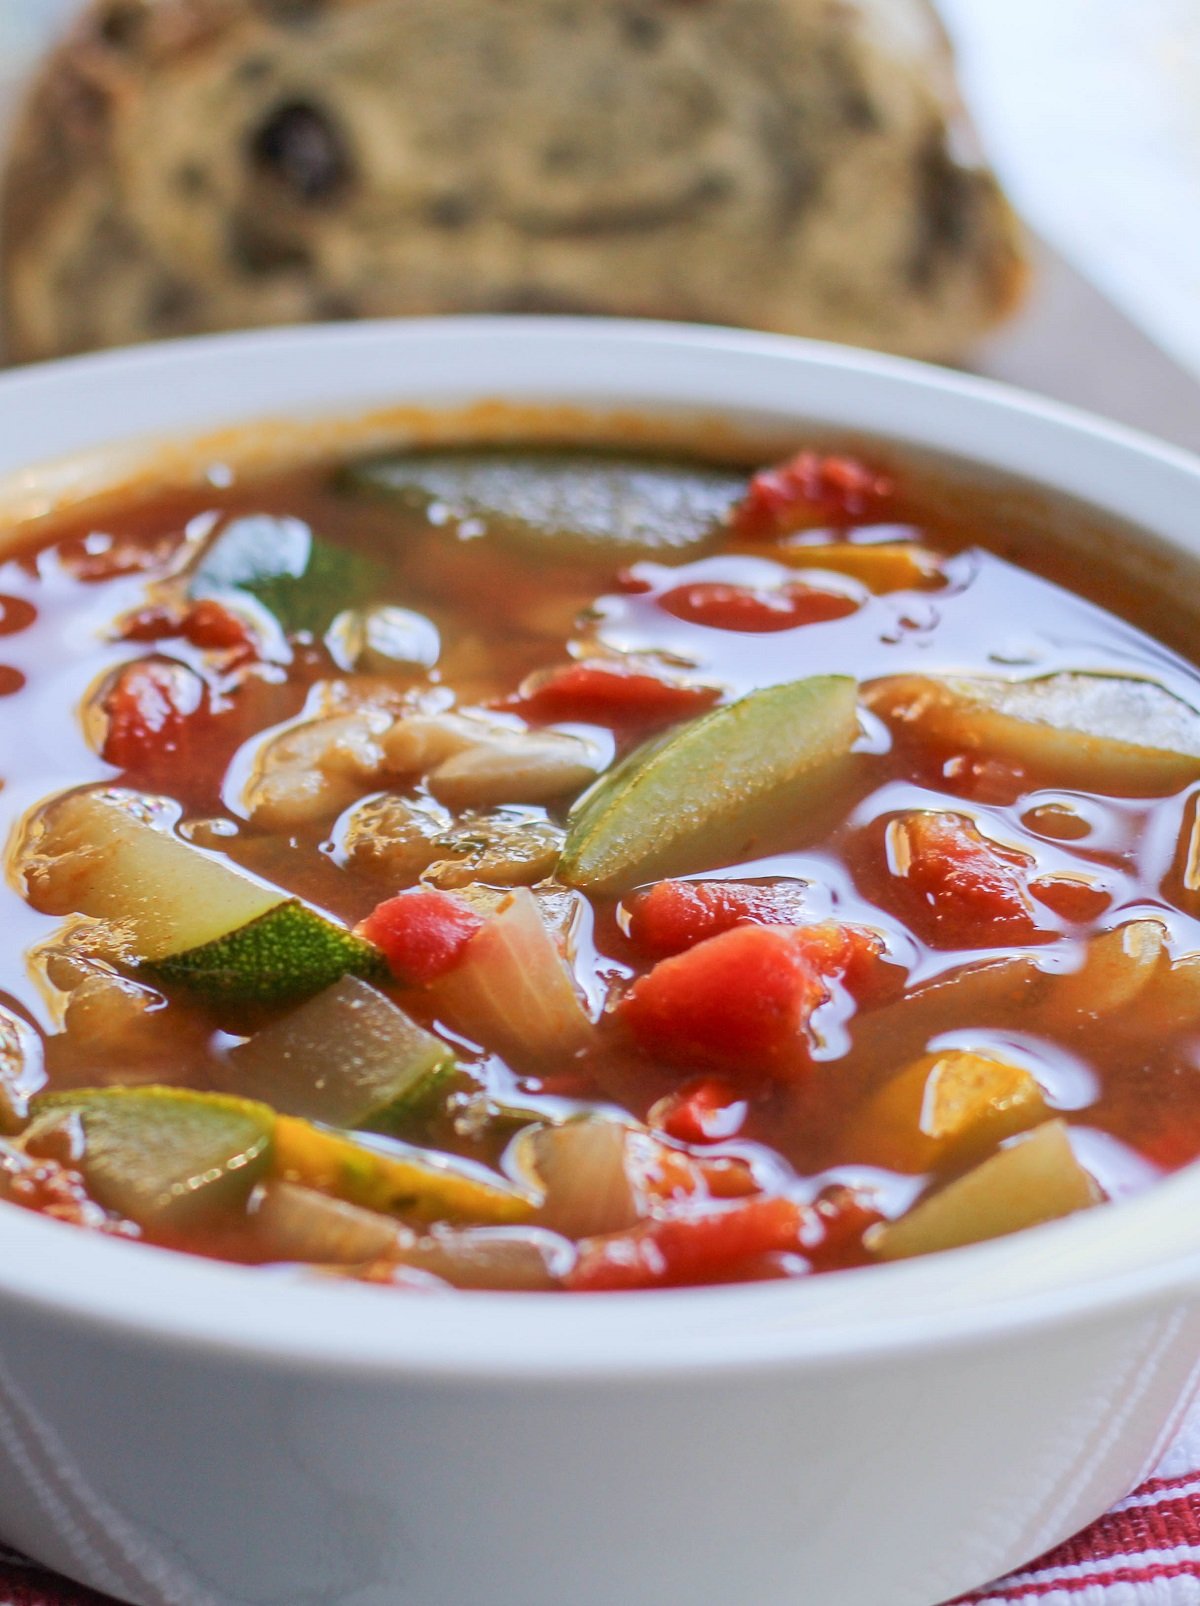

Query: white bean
left=430, top=730, right=601, bottom=809
left=246, top=712, right=391, bottom=828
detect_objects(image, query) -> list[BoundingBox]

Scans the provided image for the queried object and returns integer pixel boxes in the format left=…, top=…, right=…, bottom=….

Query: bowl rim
left=3, top=313, right=1200, bottom=1381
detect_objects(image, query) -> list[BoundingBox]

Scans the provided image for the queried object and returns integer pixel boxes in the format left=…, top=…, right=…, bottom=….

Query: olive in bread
left=1, top=0, right=1026, bottom=364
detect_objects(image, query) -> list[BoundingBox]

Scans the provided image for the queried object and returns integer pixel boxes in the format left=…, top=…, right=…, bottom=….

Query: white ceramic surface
left=2, top=320, right=1200, bottom=1606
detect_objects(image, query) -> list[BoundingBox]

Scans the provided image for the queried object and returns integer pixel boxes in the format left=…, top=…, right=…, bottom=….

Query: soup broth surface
left=1, top=436, right=1198, bottom=1292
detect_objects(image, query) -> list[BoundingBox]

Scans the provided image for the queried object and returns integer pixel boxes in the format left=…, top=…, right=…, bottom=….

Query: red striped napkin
left=3, top=1416, right=1200, bottom=1606
left=954, top=1421, right=1200, bottom=1605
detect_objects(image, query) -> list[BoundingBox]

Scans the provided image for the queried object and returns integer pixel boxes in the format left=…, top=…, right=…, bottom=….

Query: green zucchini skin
left=229, top=975, right=457, bottom=1130
left=28, top=1087, right=276, bottom=1232
left=559, top=674, right=860, bottom=892
left=150, top=900, right=387, bottom=1007
left=339, top=449, right=744, bottom=561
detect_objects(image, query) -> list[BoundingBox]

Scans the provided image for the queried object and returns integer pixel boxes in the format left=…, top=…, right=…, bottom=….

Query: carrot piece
left=729, top=451, right=894, bottom=540
left=567, top=1195, right=805, bottom=1291
left=101, top=657, right=209, bottom=771
left=891, top=811, right=1045, bottom=946
left=618, top=924, right=830, bottom=1080
left=358, top=887, right=484, bottom=984
left=500, top=660, right=719, bottom=727
left=658, top=581, right=857, bottom=633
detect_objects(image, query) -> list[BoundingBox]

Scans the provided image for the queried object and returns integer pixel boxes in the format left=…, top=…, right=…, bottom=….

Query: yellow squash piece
left=746, top=540, right=944, bottom=592
left=1049, top=919, right=1169, bottom=1021
left=870, top=672, right=1200, bottom=791
left=868, top=1120, right=1101, bottom=1262
left=1132, top=951, right=1200, bottom=1034
left=273, top=1115, right=534, bottom=1226
left=854, top=1048, right=1049, bottom=1173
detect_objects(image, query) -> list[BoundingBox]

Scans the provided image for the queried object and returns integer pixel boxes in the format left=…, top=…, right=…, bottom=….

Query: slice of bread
left=1, top=0, right=1026, bottom=364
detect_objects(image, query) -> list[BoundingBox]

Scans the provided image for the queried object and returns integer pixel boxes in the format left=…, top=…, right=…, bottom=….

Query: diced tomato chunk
left=618, top=924, right=831, bottom=1080
left=696, top=1155, right=762, bottom=1199
left=651, top=1077, right=748, bottom=1144
left=804, top=1185, right=885, bottom=1270
left=117, top=598, right=255, bottom=654
left=659, top=581, right=858, bottom=633
left=627, top=1129, right=759, bottom=1200
left=181, top=599, right=255, bottom=651
left=891, top=811, right=1045, bottom=946
left=1136, top=1119, right=1200, bottom=1173
left=614, top=568, right=655, bottom=595
left=101, top=657, right=209, bottom=771
left=500, top=660, right=719, bottom=727
left=729, top=451, right=894, bottom=540
left=566, top=1195, right=805, bottom=1291
left=626, top=878, right=812, bottom=957
left=117, top=605, right=179, bottom=643
left=1030, top=876, right=1111, bottom=924
left=792, top=921, right=885, bottom=997
left=358, top=887, right=485, bottom=984
left=627, top=883, right=884, bottom=989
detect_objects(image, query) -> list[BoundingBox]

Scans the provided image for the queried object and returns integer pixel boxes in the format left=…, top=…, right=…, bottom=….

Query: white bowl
left=2, top=319, right=1200, bottom=1606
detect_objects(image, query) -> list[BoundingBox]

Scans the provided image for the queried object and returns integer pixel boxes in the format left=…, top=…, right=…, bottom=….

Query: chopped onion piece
left=433, top=888, right=593, bottom=1064
left=395, top=1226, right=574, bottom=1290
left=514, top=1119, right=641, bottom=1239
left=250, top=1180, right=412, bottom=1264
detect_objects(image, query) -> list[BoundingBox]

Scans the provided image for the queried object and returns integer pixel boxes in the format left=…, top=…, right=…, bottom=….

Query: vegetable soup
left=2, top=435, right=1199, bottom=1292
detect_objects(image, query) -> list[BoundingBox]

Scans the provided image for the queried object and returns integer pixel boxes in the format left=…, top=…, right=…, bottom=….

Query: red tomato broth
left=0, top=440, right=1198, bottom=1289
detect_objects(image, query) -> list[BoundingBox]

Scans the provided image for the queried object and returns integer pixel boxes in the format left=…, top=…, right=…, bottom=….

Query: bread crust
left=1, top=0, right=1026, bottom=364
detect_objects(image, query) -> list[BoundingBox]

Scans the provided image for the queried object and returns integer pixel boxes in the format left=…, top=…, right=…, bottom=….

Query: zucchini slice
left=27, top=789, right=284, bottom=960
left=25, top=1087, right=530, bottom=1233
left=871, top=672, right=1200, bottom=792
left=27, top=1087, right=274, bottom=1231
left=339, top=449, right=744, bottom=560
left=559, top=675, right=859, bottom=892
left=273, top=1117, right=534, bottom=1225
left=27, top=790, right=383, bottom=1006
left=152, top=901, right=385, bottom=1007
left=231, top=976, right=455, bottom=1129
